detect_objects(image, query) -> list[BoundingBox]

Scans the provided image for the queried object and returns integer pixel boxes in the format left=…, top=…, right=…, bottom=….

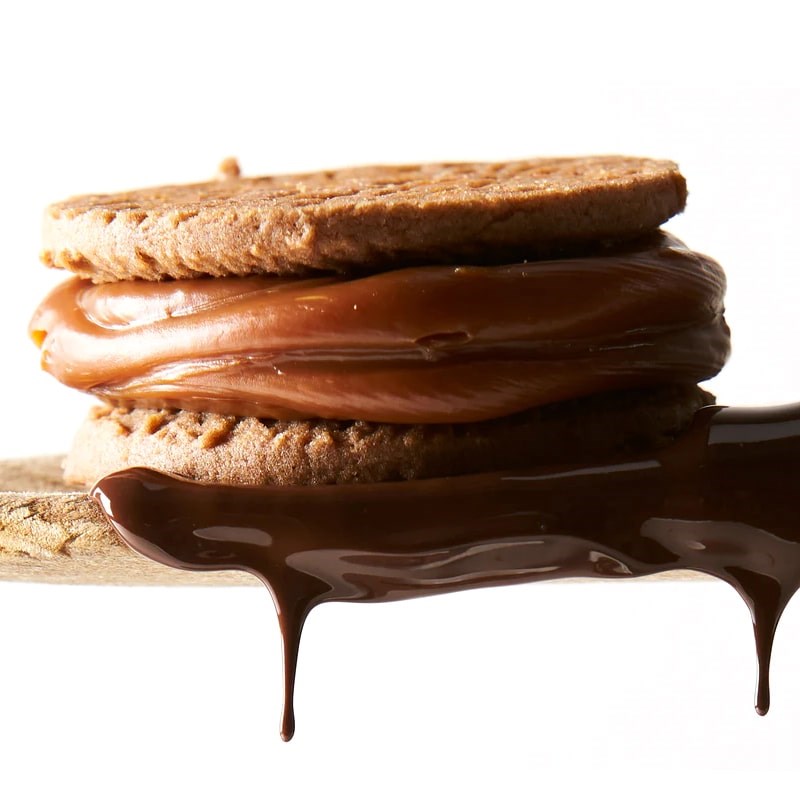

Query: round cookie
left=63, top=385, right=712, bottom=487
left=42, top=156, right=687, bottom=282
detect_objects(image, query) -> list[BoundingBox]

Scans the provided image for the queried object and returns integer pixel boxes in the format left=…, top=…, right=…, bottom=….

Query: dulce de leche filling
left=30, top=233, right=730, bottom=424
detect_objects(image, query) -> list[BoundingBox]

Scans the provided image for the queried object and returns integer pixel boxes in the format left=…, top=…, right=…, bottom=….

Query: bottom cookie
left=64, top=385, right=713, bottom=487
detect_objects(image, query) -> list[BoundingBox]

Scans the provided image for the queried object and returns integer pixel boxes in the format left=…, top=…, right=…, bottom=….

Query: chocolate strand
left=259, top=575, right=318, bottom=742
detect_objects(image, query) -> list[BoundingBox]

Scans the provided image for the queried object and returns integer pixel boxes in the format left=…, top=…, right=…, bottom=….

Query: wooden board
left=0, top=456, right=258, bottom=585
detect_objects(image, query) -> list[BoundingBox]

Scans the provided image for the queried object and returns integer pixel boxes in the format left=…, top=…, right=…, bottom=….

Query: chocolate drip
left=91, top=403, right=800, bottom=739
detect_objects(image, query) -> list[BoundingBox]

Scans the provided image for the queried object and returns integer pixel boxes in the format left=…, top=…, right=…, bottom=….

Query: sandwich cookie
left=11, top=156, right=770, bottom=739
left=30, top=158, right=728, bottom=487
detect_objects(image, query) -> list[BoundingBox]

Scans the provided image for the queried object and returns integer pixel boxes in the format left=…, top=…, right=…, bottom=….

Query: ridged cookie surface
left=42, top=156, right=687, bottom=281
left=64, top=385, right=712, bottom=487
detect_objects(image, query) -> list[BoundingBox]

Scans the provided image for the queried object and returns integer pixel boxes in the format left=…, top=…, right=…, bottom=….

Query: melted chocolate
left=91, top=403, right=800, bottom=740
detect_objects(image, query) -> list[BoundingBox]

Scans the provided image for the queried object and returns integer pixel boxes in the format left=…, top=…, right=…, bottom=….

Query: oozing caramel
left=31, top=234, right=729, bottom=423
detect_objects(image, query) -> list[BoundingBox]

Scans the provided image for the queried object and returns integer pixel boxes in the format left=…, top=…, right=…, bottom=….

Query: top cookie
left=42, top=156, right=687, bottom=282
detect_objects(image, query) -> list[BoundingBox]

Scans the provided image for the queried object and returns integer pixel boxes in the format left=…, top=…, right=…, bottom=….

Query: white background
left=1, top=1, right=800, bottom=796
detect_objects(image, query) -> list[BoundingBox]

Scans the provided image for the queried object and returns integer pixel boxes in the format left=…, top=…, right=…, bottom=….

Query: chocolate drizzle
left=91, top=403, right=800, bottom=740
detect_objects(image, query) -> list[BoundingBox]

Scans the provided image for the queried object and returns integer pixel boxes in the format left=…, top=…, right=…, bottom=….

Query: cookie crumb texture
left=64, top=386, right=712, bottom=487
left=42, top=156, right=687, bottom=282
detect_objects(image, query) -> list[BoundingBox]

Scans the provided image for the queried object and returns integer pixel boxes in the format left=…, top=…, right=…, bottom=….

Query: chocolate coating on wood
left=0, top=454, right=696, bottom=587
left=91, top=403, right=800, bottom=737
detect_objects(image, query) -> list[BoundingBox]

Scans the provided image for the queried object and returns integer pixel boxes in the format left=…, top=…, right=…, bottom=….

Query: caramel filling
left=30, top=234, right=730, bottom=423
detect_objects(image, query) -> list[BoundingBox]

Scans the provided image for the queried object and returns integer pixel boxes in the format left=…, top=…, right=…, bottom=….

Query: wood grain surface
left=0, top=456, right=257, bottom=585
